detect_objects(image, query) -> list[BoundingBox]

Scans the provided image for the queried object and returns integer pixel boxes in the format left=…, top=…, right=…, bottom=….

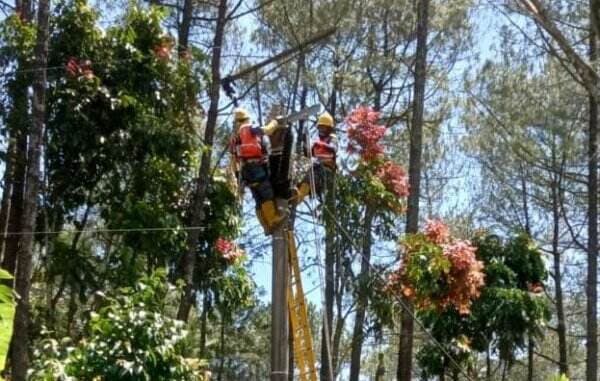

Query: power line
left=0, top=56, right=146, bottom=78
left=0, top=225, right=207, bottom=236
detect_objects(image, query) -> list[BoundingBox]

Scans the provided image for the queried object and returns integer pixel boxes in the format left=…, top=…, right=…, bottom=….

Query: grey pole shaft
left=271, top=198, right=289, bottom=381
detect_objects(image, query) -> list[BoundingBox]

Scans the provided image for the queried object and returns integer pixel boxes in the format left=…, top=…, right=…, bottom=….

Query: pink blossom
left=214, top=237, right=244, bottom=264
left=389, top=228, right=486, bottom=315
left=222, top=248, right=244, bottom=264
left=153, top=39, right=173, bottom=60
left=376, top=160, right=410, bottom=198
left=65, top=57, right=79, bottom=77
left=214, top=237, right=234, bottom=255
left=65, top=58, right=95, bottom=80
left=345, top=106, right=387, bottom=161
left=442, top=240, right=478, bottom=272
left=424, top=219, right=450, bottom=244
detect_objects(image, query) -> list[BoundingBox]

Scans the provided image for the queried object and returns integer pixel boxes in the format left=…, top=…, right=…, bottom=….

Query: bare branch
left=228, top=0, right=276, bottom=20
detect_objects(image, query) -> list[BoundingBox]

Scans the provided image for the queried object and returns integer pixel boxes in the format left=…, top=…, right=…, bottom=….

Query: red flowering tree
left=214, top=237, right=245, bottom=265
left=343, top=106, right=409, bottom=212
left=346, top=106, right=387, bottom=160
left=415, top=233, right=550, bottom=378
left=375, top=160, right=410, bottom=198
left=387, top=219, right=486, bottom=315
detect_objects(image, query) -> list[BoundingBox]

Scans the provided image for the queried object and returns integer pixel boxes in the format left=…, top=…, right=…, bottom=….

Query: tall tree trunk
left=349, top=208, right=373, bottom=381
left=486, top=346, right=492, bottom=381
left=3, top=0, right=33, bottom=271
left=11, top=1, right=50, bottom=379
left=217, top=318, right=226, bottom=381
left=2, top=133, right=27, bottom=276
left=199, top=292, right=210, bottom=357
left=518, top=165, right=536, bottom=381
left=398, top=1, right=429, bottom=380
left=552, top=173, right=569, bottom=376
left=0, top=2, right=31, bottom=269
left=15, top=0, right=32, bottom=19
left=2, top=0, right=32, bottom=276
left=177, top=0, right=228, bottom=321
left=0, top=139, right=15, bottom=263
left=178, top=0, right=193, bottom=56
left=320, top=63, right=338, bottom=381
left=587, top=11, right=599, bottom=381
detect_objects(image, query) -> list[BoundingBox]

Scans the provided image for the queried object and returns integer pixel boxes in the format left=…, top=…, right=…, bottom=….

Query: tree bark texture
left=398, top=0, right=429, bottom=380
left=11, top=0, right=50, bottom=379
left=177, top=0, right=228, bottom=322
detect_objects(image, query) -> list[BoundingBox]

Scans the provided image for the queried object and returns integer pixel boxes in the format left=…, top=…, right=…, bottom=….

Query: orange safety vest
left=236, top=123, right=264, bottom=159
left=312, top=136, right=336, bottom=161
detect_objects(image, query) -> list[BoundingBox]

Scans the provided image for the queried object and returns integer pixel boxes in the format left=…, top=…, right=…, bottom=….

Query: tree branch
left=0, top=0, right=15, bottom=10
left=513, top=0, right=599, bottom=95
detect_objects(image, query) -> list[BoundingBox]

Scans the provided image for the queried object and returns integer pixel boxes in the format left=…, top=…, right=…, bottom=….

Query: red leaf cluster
left=215, top=237, right=234, bottom=254
left=65, top=57, right=94, bottom=80
left=424, top=218, right=450, bottom=244
left=214, top=237, right=243, bottom=264
left=153, top=39, right=173, bottom=61
left=389, top=220, right=485, bottom=315
left=375, top=160, right=410, bottom=198
left=528, top=282, right=544, bottom=294
left=441, top=240, right=485, bottom=314
left=345, top=106, right=387, bottom=161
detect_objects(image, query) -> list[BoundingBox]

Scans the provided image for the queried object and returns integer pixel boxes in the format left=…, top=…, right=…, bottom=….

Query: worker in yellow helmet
left=229, top=107, right=286, bottom=235
left=291, top=112, right=338, bottom=205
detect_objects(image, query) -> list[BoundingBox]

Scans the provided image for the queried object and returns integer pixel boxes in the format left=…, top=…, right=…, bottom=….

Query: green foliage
left=348, top=160, right=407, bottom=215
left=213, top=264, right=255, bottom=322
left=467, top=234, right=550, bottom=356
left=0, top=269, right=15, bottom=377
left=416, top=233, right=550, bottom=378
left=0, top=13, right=36, bottom=63
left=38, top=0, right=207, bottom=287
left=399, top=233, right=451, bottom=303
left=29, top=270, right=205, bottom=380
left=416, top=342, right=473, bottom=380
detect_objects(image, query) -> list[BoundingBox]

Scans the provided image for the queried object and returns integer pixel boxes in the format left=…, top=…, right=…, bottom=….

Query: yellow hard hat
left=234, top=107, right=251, bottom=122
left=317, top=112, right=334, bottom=129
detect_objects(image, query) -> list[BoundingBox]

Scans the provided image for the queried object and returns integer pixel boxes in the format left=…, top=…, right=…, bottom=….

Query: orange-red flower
left=346, top=106, right=387, bottom=161
left=65, top=57, right=95, bottom=80
left=215, top=237, right=234, bottom=255
left=424, top=219, right=450, bottom=244
left=388, top=221, right=485, bottom=315
left=65, top=57, right=80, bottom=77
left=528, top=282, right=544, bottom=294
left=375, top=160, right=410, bottom=198
left=214, top=237, right=244, bottom=264
left=153, top=38, right=173, bottom=61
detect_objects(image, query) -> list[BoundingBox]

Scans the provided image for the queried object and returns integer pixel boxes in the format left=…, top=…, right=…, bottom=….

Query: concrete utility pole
left=271, top=199, right=289, bottom=381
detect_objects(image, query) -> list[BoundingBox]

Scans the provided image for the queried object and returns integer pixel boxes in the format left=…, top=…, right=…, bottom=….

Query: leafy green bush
left=0, top=269, right=15, bottom=380
left=29, top=270, right=204, bottom=380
